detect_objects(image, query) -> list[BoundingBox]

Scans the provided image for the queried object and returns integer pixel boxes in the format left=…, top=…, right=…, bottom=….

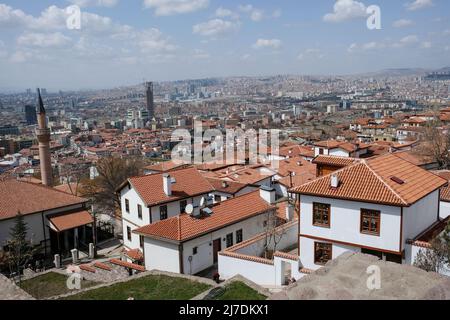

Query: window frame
left=360, top=209, right=381, bottom=236
left=314, top=242, right=332, bottom=265
left=160, top=205, right=168, bottom=220
left=180, top=200, right=188, bottom=213
left=312, top=202, right=331, bottom=228
left=236, top=229, right=243, bottom=244
left=125, top=199, right=130, bottom=213
left=126, top=226, right=132, bottom=241
left=193, top=247, right=198, bottom=255
left=226, top=233, right=234, bottom=248
left=139, top=235, right=144, bottom=248
left=137, top=204, right=142, bottom=220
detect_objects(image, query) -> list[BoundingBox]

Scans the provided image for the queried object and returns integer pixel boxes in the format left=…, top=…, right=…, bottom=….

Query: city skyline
left=0, top=0, right=449, bottom=91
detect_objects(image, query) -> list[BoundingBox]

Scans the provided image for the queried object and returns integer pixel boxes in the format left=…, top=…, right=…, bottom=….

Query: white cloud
left=240, top=53, right=251, bottom=61
left=393, top=19, right=414, bottom=28
left=405, top=0, right=433, bottom=11
left=143, top=0, right=209, bottom=16
left=0, top=4, right=34, bottom=28
left=17, top=32, right=71, bottom=48
left=298, top=48, right=325, bottom=60
left=421, top=41, right=432, bottom=48
left=137, top=28, right=177, bottom=53
left=393, top=35, right=419, bottom=47
left=253, top=39, right=282, bottom=50
left=68, top=0, right=119, bottom=7
left=215, top=7, right=239, bottom=20
left=250, top=9, right=264, bottom=22
left=193, top=19, right=240, bottom=37
left=192, top=49, right=210, bottom=59
left=444, top=29, right=450, bottom=36
left=272, top=9, right=282, bottom=19
left=323, top=0, right=367, bottom=23
left=238, top=4, right=253, bottom=13
left=238, top=4, right=271, bottom=22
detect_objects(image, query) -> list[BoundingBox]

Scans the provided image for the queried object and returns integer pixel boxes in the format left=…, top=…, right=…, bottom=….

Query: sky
left=0, top=0, right=449, bottom=91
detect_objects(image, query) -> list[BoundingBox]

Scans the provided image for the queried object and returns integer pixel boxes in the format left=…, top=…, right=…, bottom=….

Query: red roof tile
left=48, top=210, right=93, bottom=232
left=134, top=191, right=275, bottom=242
left=291, top=154, right=447, bottom=206
left=128, top=167, right=214, bottom=206
left=0, top=179, right=88, bottom=221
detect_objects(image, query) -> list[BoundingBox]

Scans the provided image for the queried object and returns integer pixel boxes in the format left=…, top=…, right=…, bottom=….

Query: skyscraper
left=145, top=82, right=154, bottom=120
left=36, top=88, right=53, bottom=187
left=24, top=104, right=37, bottom=125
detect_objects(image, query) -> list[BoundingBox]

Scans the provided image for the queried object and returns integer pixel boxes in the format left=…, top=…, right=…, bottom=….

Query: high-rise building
left=36, top=88, right=53, bottom=187
left=24, top=105, right=37, bottom=125
left=145, top=82, right=154, bottom=120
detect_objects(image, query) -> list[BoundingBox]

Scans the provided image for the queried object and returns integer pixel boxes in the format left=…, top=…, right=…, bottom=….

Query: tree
left=415, top=109, right=450, bottom=169
left=5, top=213, right=38, bottom=285
left=80, top=157, right=145, bottom=215
left=414, top=222, right=450, bottom=273
left=263, top=207, right=287, bottom=259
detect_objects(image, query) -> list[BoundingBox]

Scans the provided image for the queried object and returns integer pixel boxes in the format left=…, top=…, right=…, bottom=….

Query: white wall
left=144, top=238, right=180, bottom=273
left=219, top=254, right=276, bottom=286
left=299, top=236, right=359, bottom=270
left=300, top=195, right=402, bottom=253
left=329, top=148, right=350, bottom=157
left=182, top=212, right=269, bottom=275
left=439, top=200, right=450, bottom=220
left=403, top=190, right=440, bottom=244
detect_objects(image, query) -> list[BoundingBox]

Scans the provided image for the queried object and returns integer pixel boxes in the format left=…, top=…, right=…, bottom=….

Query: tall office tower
left=24, top=105, right=37, bottom=125
left=145, top=82, right=154, bottom=120
left=35, top=88, right=53, bottom=187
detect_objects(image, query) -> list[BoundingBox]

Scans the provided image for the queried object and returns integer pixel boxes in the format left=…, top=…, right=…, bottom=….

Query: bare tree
left=414, top=222, right=450, bottom=273
left=80, top=156, right=145, bottom=215
left=415, top=108, right=450, bottom=169
left=263, top=208, right=286, bottom=259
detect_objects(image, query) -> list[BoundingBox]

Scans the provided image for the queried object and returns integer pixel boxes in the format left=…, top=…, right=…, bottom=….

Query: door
left=213, top=238, right=222, bottom=264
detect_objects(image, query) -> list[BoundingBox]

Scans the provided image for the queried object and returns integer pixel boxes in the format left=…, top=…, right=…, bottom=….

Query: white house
left=133, top=188, right=277, bottom=275
left=117, top=167, right=215, bottom=254
left=0, top=179, right=92, bottom=257
left=440, top=187, right=450, bottom=220
left=313, top=140, right=369, bottom=158
left=291, top=153, right=447, bottom=271
left=206, top=178, right=257, bottom=203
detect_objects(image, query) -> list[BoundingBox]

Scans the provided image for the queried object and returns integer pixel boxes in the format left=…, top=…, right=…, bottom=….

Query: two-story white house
left=313, top=140, right=369, bottom=158
left=291, top=154, right=447, bottom=271
left=133, top=188, right=277, bottom=275
left=117, top=167, right=215, bottom=253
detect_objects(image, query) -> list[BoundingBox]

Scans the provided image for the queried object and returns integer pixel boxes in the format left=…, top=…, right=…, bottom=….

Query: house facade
left=292, top=154, right=447, bottom=271
left=117, top=167, right=215, bottom=253
left=134, top=188, right=277, bottom=275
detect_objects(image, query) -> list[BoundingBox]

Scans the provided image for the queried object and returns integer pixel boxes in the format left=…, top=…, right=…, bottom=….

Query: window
left=313, top=203, right=331, bottom=228
left=319, top=148, right=324, bottom=155
left=314, top=242, right=332, bottom=265
left=214, top=195, right=222, bottom=203
left=160, top=205, right=168, bottom=220
left=125, top=199, right=130, bottom=213
left=127, top=226, right=132, bottom=241
left=137, top=204, right=142, bottom=220
left=139, top=235, right=144, bottom=248
left=226, top=233, right=233, bottom=248
left=360, top=209, right=381, bottom=236
left=180, top=200, right=188, bottom=213
left=193, top=247, right=198, bottom=255
left=236, top=229, right=243, bottom=244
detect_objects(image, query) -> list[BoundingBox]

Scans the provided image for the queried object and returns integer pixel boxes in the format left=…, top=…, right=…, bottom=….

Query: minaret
left=36, top=88, right=53, bottom=186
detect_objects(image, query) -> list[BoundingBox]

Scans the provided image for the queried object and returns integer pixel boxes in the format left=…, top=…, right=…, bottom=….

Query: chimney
left=285, top=203, right=294, bottom=221
left=260, top=186, right=276, bottom=204
left=163, top=174, right=172, bottom=196
left=330, top=174, right=340, bottom=188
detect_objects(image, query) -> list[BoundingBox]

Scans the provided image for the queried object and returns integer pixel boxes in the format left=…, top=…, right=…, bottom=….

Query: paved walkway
left=0, top=274, right=34, bottom=300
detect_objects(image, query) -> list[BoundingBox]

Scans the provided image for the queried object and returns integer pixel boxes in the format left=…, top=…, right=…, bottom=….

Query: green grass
left=20, top=272, right=99, bottom=299
left=214, top=282, right=267, bottom=301
left=62, top=275, right=211, bottom=300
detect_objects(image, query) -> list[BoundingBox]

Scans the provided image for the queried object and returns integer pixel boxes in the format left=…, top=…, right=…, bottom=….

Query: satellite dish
left=185, top=204, right=194, bottom=214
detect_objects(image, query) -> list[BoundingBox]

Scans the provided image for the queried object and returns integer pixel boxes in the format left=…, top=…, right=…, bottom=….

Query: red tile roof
left=109, top=259, right=146, bottom=272
left=134, top=191, right=275, bottom=242
left=206, top=178, right=248, bottom=195
left=441, top=186, right=450, bottom=202
left=128, top=167, right=214, bottom=206
left=0, top=179, right=88, bottom=221
left=313, top=155, right=360, bottom=167
left=291, top=154, right=447, bottom=207
left=48, top=210, right=94, bottom=232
